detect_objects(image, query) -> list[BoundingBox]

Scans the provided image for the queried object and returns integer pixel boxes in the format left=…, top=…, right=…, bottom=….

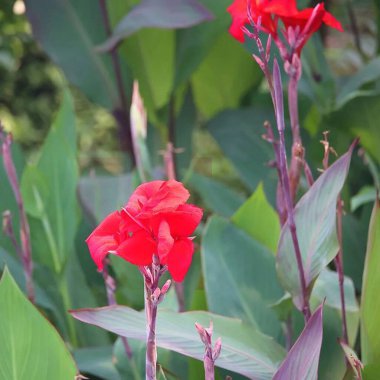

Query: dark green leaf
left=71, top=306, right=286, bottom=379
left=202, top=215, right=283, bottom=338
left=99, top=0, right=213, bottom=52
left=277, top=146, right=354, bottom=310
left=0, top=268, right=78, bottom=380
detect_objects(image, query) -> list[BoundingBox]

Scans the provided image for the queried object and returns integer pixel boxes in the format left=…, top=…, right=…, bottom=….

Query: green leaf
left=232, top=183, right=280, bottom=253
left=71, top=306, right=285, bottom=380
left=174, top=0, right=232, bottom=88
left=311, top=269, right=359, bottom=313
left=188, top=173, right=245, bottom=217
left=336, top=57, right=380, bottom=109
left=277, top=146, right=354, bottom=310
left=202, top=215, right=283, bottom=338
left=310, top=270, right=360, bottom=379
left=79, top=173, right=135, bottom=223
left=191, top=34, right=262, bottom=118
left=74, top=346, right=121, bottom=380
left=99, top=0, right=213, bottom=51
left=0, top=268, right=78, bottom=380
left=361, top=199, right=380, bottom=365
left=206, top=107, right=276, bottom=196
left=273, top=304, right=324, bottom=380
left=25, top=0, right=118, bottom=109
left=120, top=29, right=174, bottom=118
left=21, top=90, right=79, bottom=273
left=175, top=89, right=197, bottom=178
left=351, top=186, right=377, bottom=212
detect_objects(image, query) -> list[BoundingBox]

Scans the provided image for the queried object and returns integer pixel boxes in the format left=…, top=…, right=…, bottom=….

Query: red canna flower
left=86, top=180, right=203, bottom=282
left=227, top=0, right=343, bottom=53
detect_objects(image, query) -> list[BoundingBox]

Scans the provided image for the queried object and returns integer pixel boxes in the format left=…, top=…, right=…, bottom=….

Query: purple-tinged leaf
left=277, top=142, right=356, bottom=310
left=71, top=306, right=285, bottom=380
left=273, top=304, right=324, bottom=380
left=98, top=0, right=214, bottom=52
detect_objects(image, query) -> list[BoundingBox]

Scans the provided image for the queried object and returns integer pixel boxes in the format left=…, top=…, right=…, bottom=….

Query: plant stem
left=273, top=60, right=311, bottom=321
left=287, top=72, right=303, bottom=202
left=98, top=0, right=134, bottom=158
left=0, top=127, right=35, bottom=303
left=145, top=278, right=158, bottom=380
left=335, top=197, right=349, bottom=345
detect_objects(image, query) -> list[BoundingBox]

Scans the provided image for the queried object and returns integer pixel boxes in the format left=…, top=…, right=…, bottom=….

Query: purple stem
left=287, top=70, right=303, bottom=202
left=0, top=128, right=35, bottom=303
left=102, top=262, right=133, bottom=359
left=143, top=256, right=163, bottom=380
left=335, top=197, right=349, bottom=345
left=273, top=60, right=311, bottom=321
left=195, top=322, right=221, bottom=380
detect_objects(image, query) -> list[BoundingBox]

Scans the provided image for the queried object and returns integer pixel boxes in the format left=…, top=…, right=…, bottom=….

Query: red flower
left=86, top=180, right=203, bottom=282
left=227, top=0, right=342, bottom=52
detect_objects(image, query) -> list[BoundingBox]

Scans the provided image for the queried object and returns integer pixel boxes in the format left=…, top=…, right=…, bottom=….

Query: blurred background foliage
left=1, top=0, right=380, bottom=379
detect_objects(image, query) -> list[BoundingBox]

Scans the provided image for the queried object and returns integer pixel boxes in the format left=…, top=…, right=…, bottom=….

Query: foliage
left=0, top=0, right=380, bottom=379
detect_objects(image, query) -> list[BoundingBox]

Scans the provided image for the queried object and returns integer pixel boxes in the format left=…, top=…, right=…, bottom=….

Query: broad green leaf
left=188, top=173, right=245, bottom=217
left=0, top=268, right=78, bottom=380
left=74, top=346, right=121, bottom=380
left=311, top=269, right=359, bottom=313
left=175, top=89, right=197, bottom=178
left=25, top=0, right=118, bottom=109
left=361, top=199, right=380, bottom=364
left=191, top=33, right=262, bottom=118
left=272, top=304, right=324, bottom=380
left=232, top=183, right=280, bottom=253
left=351, top=186, right=377, bottom=212
left=120, top=29, right=174, bottom=118
left=301, top=35, right=336, bottom=114
left=363, top=363, right=380, bottom=380
left=202, top=215, right=283, bottom=338
left=21, top=90, right=79, bottom=273
left=0, top=247, right=57, bottom=314
left=206, top=107, right=277, bottom=196
left=325, top=95, right=380, bottom=163
left=336, top=57, right=380, bottom=109
left=79, top=173, right=135, bottom=223
left=99, top=0, right=213, bottom=51
left=174, top=0, right=232, bottom=88
left=71, top=306, right=286, bottom=379
left=277, top=146, right=354, bottom=310
left=342, top=213, right=369, bottom=292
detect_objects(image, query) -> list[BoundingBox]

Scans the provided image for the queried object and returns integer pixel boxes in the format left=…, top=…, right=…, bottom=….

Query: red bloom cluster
left=86, top=180, right=203, bottom=282
left=227, top=0, right=343, bottom=52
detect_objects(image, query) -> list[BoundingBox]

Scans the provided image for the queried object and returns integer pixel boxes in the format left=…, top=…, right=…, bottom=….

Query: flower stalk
left=0, top=126, right=35, bottom=303
left=273, top=60, right=311, bottom=321
left=142, top=256, right=171, bottom=380
left=195, top=322, right=222, bottom=380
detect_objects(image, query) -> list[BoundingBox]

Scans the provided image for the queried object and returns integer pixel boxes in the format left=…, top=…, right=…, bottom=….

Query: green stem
left=60, top=275, right=79, bottom=347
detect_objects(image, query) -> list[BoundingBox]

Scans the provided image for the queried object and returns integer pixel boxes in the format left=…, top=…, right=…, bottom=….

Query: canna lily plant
left=2, top=1, right=378, bottom=380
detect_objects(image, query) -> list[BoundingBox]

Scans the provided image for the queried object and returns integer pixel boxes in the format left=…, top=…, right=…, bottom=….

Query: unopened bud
left=252, top=54, right=265, bottom=71
left=160, top=279, right=171, bottom=295
left=152, top=287, right=161, bottom=303
left=195, top=322, right=210, bottom=346
left=130, top=81, right=147, bottom=140
left=213, top=337, right=222, bottom=360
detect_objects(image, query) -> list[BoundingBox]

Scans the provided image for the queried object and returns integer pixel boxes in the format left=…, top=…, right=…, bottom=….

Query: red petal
left=116, top=230, right=156, bottom=266
left=167, top=238, right=194, bottom=282
left=86, top=211, right=121, bottom=270
left=126, top=180, right=190, bottom=216
left=157, top=220, right=174, bottom=264
left=165, top=204, right=203, bottom=237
